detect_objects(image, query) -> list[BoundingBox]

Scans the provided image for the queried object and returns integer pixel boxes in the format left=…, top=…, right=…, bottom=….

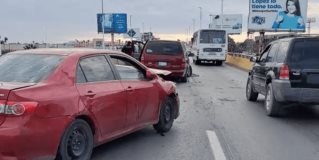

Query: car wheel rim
left=164, top=105, right=171, bottom=123
left=266, top=88, right=271, bottom=111
left=67, top=127, right=87, bottom=158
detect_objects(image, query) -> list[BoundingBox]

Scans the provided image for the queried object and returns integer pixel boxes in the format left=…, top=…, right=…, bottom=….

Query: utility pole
left=198, top=7, right=202, bottom=29
left=0, top=36, right=2, bottom=56
left=101, top=0, right=105, bottom=49
left=192, top=19, right=196, bottom=32
left=142, top=22, right=145, bottom=42
left=221, top=0, right=224, bottom=29
left=307, top=18, right=316, bottom=35
left=130, top=15, right=133, bottom=42
left=209, top=14, right=213, bottom=28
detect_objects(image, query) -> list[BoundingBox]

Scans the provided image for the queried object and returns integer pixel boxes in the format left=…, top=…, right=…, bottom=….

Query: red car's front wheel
left=153, top=97, right=175, bottom=133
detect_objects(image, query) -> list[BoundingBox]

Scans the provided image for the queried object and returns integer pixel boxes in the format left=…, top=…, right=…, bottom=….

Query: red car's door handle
left=85, top=91, right=96, bottom=97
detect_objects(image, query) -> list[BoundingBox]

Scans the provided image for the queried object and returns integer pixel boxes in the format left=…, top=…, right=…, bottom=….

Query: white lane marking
left=206, top=130, right=227, bottom=160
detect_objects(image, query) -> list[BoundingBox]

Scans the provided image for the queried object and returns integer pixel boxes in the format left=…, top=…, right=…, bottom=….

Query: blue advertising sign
left=97, top=13, right=127, bottom=34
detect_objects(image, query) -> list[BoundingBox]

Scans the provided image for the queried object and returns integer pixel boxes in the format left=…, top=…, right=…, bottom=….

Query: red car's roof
left=8, top=48, right=123, bottom=56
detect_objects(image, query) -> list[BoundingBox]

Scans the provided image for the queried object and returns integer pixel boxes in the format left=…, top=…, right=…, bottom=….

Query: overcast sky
left=0, top=0, right=318, bottom=43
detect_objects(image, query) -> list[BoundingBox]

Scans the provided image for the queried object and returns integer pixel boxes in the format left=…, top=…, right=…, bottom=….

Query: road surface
left=92, top=63, right=319, bottom=160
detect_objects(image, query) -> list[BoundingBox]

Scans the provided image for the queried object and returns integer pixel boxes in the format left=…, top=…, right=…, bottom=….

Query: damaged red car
left=0, top=49, right=179, bottom=160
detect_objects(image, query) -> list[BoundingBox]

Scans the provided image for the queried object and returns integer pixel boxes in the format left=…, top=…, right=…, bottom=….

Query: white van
left=191, top=29, right=227, bottom=65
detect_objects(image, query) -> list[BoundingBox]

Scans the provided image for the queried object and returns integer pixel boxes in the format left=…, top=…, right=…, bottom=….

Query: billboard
left=209, top=14, right=243, bottom=34
left=248, top=0, right=308, bottom=32
left=97, top=13, right=127, bottom=33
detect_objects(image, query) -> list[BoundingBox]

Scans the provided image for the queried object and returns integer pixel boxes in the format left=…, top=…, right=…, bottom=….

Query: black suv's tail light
left=279, top=64, right=290, bottom=80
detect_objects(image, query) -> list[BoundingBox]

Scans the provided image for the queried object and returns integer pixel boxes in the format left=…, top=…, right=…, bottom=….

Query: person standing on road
left=272, top=0, right=305, bottom=30
left=121, top=41, right=133, bottom=56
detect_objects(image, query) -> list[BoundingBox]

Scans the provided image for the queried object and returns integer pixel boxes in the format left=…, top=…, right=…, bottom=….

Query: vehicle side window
left=259, top=45, right=271, bottom=62
left=267, top=43, right=280, bottom=62
left=276, top=42, right=289, bottom=63
left=79, top=55, right=115, bottom=82
left=76, top=66, right=87, bottom=83
left=110, top=56, right=145, bottom=80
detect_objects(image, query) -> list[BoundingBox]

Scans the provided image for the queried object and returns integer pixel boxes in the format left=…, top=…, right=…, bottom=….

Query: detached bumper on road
left=273, top=80, right=319, bottom=104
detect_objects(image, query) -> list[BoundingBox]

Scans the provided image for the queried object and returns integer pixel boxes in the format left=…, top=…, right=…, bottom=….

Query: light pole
left=101, top=0, right=105, bottom=49
left=0, top=36, right=2, bottom=55
left=209, top=14, right=213, bottom=28
left=199, top=7, right=202, bottom=29
left=307, top=17, right=316, bottom=35
left=221, top=0, right=224, bottom=29
left=130, top=15, right=133, bottom=41
left=192, top=19, right=196, bottom=32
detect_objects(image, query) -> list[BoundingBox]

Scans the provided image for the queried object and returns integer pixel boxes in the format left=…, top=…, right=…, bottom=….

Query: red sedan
left=0, top=49, right=179, bottom=160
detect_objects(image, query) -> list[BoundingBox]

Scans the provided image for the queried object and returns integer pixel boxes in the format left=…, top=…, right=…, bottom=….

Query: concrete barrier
left=226, top=53, right=254, bottom=71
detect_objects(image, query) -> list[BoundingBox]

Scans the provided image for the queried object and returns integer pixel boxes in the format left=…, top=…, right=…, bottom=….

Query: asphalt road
left=91, top=63, right=319, bottom=160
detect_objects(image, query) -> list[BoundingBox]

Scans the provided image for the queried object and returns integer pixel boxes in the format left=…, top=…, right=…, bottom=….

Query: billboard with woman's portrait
left=248, top=0, right=308, bottom=32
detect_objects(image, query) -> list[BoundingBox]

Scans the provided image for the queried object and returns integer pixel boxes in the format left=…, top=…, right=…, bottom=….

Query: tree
left=228, top=36, right=236, bottom=52
left=24, top=44, right=38, bottom=50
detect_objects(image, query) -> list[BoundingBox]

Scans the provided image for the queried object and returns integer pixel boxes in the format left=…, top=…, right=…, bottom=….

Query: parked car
left=0, top=49, right=179, bottom=159
left=246, top=37, right=319, bottom=117
left=140, top=40, right=192, bottom=82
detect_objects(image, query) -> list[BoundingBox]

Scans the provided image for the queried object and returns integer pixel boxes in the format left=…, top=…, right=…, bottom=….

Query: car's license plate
left=158, top=62, right=167, bottom=67
left=208, top=53, right=216, bottom=55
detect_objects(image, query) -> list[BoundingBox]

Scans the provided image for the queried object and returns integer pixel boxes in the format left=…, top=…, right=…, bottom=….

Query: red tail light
left=279, top=64, right=290, bottom=80
left=0, top=100, right=38, bottom=116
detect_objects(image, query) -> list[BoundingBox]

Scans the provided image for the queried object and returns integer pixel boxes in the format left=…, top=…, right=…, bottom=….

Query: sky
left=0, top=0, right=318, bottom=43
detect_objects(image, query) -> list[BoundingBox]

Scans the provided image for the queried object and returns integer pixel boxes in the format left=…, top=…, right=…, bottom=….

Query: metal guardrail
left=227, top=53, right=255, bottom=59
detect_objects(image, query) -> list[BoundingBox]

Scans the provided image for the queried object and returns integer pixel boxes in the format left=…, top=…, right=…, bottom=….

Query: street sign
left=127, top=29, right=136, bottom=37
left=123, top=28, right=141, bottom=40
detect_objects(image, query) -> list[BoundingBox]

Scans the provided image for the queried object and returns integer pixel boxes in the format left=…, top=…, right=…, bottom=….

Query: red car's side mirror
left=146, top=70, right=156, bottom=80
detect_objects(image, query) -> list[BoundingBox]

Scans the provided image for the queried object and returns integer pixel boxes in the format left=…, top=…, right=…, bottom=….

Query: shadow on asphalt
left=91, top=127, right=179, bottom=159
left=194, top=62, right=224, bottom=67
left=253, top=99, right=319, bottom=120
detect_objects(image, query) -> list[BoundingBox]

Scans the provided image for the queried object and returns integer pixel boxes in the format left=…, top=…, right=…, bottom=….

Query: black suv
left=246, top=37, right=319, bottom=117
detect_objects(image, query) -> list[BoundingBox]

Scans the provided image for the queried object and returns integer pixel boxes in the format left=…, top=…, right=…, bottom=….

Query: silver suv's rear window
left=0, top=54, right=64, bottom=83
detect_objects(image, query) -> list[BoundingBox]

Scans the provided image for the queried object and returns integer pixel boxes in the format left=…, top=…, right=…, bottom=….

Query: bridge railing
left=226, top=53, right=255, bottom=71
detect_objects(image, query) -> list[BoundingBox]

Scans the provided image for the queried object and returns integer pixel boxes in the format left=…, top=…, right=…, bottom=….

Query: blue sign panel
left=113, top=14, right=127, bottom=33
left=97, top=13, right=127, bottom=34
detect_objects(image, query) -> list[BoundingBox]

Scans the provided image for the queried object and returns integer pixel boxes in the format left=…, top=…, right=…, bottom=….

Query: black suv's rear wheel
left=265, top=83, right=282, bottom=117
left=246, top=78, right=258, bottom=101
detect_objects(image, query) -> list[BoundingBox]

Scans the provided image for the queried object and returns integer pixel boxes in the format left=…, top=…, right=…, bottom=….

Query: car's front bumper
left=273, top=80, right=319, bottom=104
